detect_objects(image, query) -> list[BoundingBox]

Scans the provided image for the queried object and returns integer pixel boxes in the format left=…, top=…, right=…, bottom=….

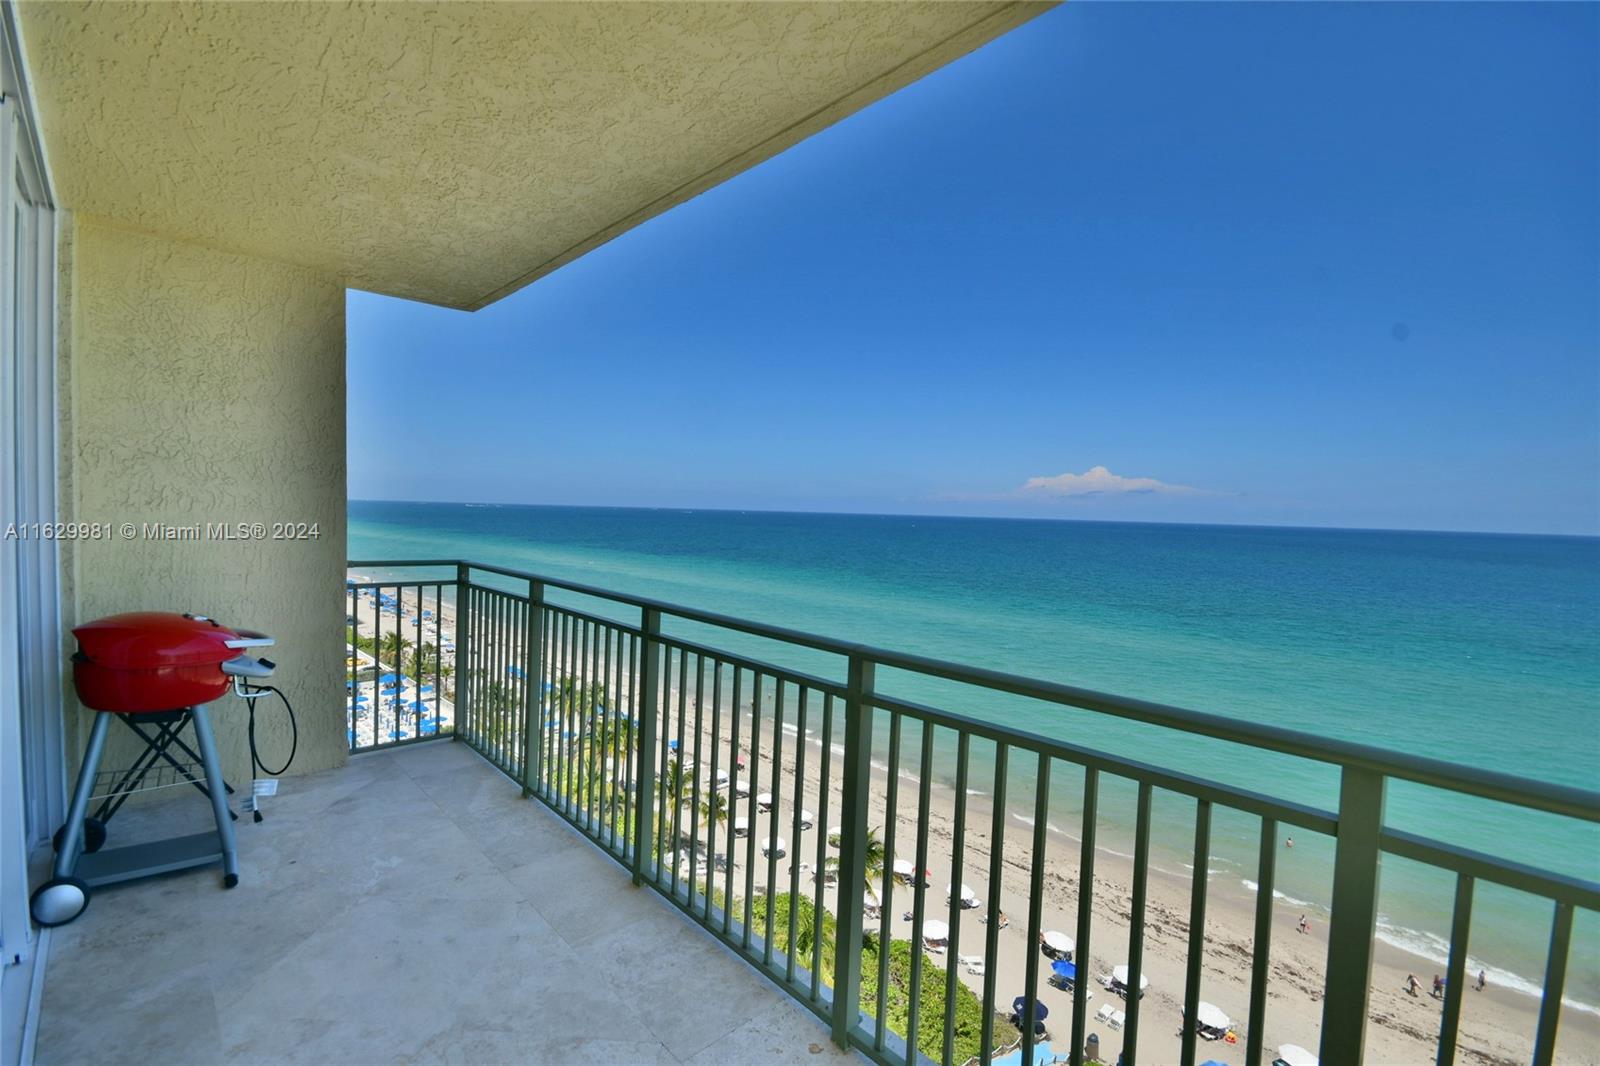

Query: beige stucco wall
left=61, top=218, right=348, bottom=782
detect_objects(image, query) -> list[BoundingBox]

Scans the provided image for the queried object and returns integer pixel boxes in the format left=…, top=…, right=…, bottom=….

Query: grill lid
left=74, top=611, right=246, bottom=669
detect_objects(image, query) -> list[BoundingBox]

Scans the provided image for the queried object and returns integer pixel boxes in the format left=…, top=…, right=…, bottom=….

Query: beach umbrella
left=892, top=858, right=916, bottom=879
left=733, top=817, right=751, bottom=837
left=1276, top=1046, right=1318, bottom=1066
left=1010, top=995, right=1048, bottom=1021
left=798, top=809, right=814, bottom=829
left=1195, top=1002, right=1230, bottom=1031
left=1112, top=965, right=1150, bottom=992
left=1050, top=959, right=1077, bottom=983
left=827, top=825, right=843, bottom=847
left=756, top=791, right=774, bottom=808
left=921, top=919, right=950, bottom=942
left=760, top=837, right=787, bottom=858
left=378, top=673, right=399, bottom=685
left=948, top=882, right=979, bottom=907
left=1042, top=930, right=1074, bottom=955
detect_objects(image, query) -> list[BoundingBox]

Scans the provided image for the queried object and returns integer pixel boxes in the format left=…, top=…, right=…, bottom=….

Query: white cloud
left=1017, top=465, right=1197, bottom=499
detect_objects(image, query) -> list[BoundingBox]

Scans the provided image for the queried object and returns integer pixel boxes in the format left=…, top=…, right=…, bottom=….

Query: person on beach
left=1476, top=969, right=1486, bottom=992
left=1285, top=836, right=1294, bottom=848
left=1406, top=974, right=1421, bottom=997
left=1432, top=974, right=1444, bottom=999
left=1297, top=913, right=1309, bottom=934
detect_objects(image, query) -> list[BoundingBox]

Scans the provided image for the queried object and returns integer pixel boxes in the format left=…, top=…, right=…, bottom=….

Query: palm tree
left=697, top=790, right=731, bottom=827
left=378, top=630, right=411, bottom=668
left=825, top=827, right=887, bottom=897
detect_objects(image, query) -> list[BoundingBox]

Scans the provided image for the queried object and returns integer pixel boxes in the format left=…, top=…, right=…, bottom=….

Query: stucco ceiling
left=20, top=1, right=1050, bottom=310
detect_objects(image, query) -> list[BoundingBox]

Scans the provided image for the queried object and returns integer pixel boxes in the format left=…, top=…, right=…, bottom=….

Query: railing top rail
left=347, top=558, right=1600, bottom=823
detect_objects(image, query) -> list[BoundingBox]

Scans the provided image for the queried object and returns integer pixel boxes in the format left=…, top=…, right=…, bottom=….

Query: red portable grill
left=29, top=611, right=277, bottom=927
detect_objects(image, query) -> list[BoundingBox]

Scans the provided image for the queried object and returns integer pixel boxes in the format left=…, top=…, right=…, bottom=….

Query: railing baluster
left=611, top=625, right=625, bottom=851
left=490, top=590, right=504, bottom=765
left=632, top=607, right=660, bottom=886
left=433, top=584, right=443, bottom=739
left=569, top=611, right=582, bottom=816
left=1020, top=753, right=1052, bottom=1066
left=413, top=587, right=424, bottom=740
left=1123, top=781, right=1154, bottom=1062
left=832, top=653, right=875, bottom=1049
left=1532, top=901, right=1573, bottom=1066
left=811, top=691, right=834, bottom=1002
left=980, top=741, right=1008, bottom=1062
left=706, top=658, right=724, bottom=921
left=347, top=583, right=358, bottom=752
left=942, top=733, right=972, bottom=1066
left=1181, top=798, right=1213, bottom=1066
left=670, top=647, right=688, bottom=898
left=1436, top=873, right=1474, bottom=1065
left=1247, top=817, right=1277, bottom=1066
left=1070, top=767, right=1098, bottom=1066
left=542, top=607, right=557, bottom=799
left=557, top=611, right=570, bottom=813
left=690, top=653, right=707, bottom=909
left=906, top=721, right=935, bottom=1066
left=874, top=709, right=903, bottom=1053
left=724, top=664, right=742, bottom=937
left=623, top=630, right=638, bottom=856
left=454, top=567, right=469, bottom=748
left=764, top=679, right=786, bottom=968
left=787, top=685, right=809, bottom=985
left=743, top=671, right=763, bottom=948
left=1320, top=765, right=1388, bottom=1066
left=585, top=618, right=599, bottom=828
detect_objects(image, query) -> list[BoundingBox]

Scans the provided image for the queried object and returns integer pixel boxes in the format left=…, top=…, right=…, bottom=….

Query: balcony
left=32, top=560, right=1597, bottom=1066
left=34, top=739, right=861, bottom=1065
left=336, top=561, right=1599, bottom=1066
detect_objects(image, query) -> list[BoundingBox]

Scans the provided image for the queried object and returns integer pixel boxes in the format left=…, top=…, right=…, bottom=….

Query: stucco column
left=62, top=217, right=349, bottom=780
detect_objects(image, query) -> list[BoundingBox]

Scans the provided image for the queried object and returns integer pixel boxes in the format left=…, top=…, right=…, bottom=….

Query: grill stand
left=31, top=701, right=239, bottom=926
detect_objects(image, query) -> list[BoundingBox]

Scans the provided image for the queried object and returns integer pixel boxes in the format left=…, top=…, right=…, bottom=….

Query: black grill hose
left=243, top=685, right=298, bottom=821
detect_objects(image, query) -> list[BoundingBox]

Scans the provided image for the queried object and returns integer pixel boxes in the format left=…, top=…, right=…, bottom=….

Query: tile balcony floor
left=34, top=739, right=863, bottom=1065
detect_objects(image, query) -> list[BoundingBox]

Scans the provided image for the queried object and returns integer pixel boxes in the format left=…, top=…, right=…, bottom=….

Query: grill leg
left=190, top=703, right=239, bottom=886
left=54, top=713, right=112, bottom=879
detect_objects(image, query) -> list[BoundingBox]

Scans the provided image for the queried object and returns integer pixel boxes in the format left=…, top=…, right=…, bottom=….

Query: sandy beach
left=349, top=579, right=1600, bottom=1064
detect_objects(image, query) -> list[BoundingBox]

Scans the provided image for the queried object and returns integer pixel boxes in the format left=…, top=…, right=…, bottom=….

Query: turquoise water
left=348, top=501, right=1599, bottom=1007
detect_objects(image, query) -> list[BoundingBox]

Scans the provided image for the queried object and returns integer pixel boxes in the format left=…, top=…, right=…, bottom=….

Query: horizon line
left=346, top=497, right=1600, bottom=541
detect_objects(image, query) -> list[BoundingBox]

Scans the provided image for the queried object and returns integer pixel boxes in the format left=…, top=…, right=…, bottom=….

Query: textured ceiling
left=21, top=1, right=1050, bottom=309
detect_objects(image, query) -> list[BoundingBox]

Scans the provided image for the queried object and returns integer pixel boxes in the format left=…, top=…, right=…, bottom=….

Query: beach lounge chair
left=1096, top=1004, right=1114, bottom=1024
left=1109, top=1010, right=1125, bottom=1031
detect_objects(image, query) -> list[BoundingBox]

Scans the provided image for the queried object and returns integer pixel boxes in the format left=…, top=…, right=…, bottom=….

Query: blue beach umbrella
left=379, top=673, right=400, bottom=685
left=1011, top=996, right=1048, bottom=1021
left=1051, top=960, right=1076, bottom=983
left=389, top=729, right=408, bottom=740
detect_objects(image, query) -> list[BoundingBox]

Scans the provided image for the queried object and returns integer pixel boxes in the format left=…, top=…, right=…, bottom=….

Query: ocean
left=348, top=500, right=1599, bottom=1010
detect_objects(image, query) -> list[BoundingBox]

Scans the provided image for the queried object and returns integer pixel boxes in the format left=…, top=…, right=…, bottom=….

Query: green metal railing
left=347, top=559, right=1600, bottom=1066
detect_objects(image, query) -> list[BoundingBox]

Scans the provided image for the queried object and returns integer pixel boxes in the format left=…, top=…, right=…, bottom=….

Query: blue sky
left=349, top=3, right=1598, bottom=535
